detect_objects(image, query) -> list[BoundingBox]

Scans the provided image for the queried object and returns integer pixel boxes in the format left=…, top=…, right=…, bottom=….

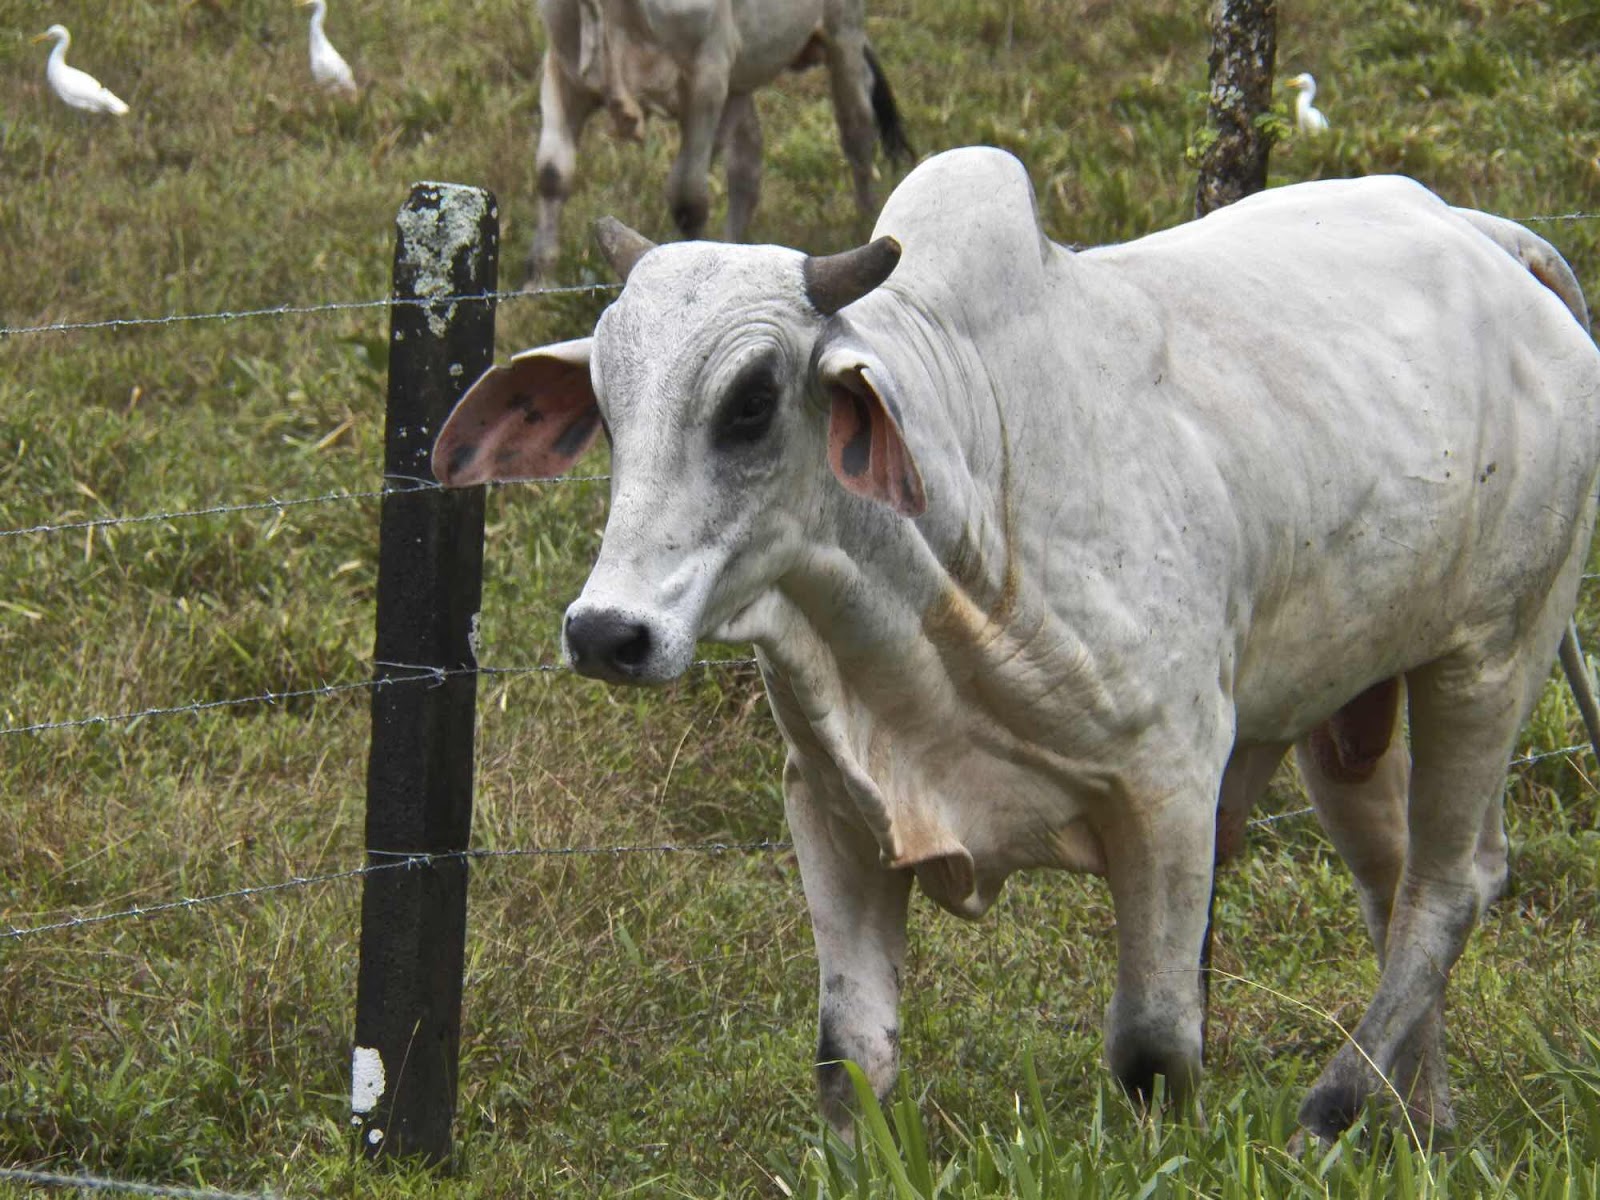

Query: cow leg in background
left=666, top=51, right=732, bottom=238
left=1100, top=771, right=1219, bottom=1110
left=528, top=50, right=601, bottom=285
left=784, top=760, right=912, bottom=1134
left=819, top=23, right=881, bottom=220
left=1296, top=610, right=1565, bottom=1142
left=718, top=92, right=762, bottom=242
left=1292, top=680, right=1455, bottom=1132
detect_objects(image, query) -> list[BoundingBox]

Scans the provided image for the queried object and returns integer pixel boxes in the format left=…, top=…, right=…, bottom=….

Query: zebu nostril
left=565, top=608, right=655, bottom=680
left=611, top=623, right=653, bottom=669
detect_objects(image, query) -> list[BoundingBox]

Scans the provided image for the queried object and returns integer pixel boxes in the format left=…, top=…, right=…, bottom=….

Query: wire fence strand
left=0, top=473, right=611, bottom=542
left=4, top=730, right=1589, bottom=945
left=2, top=209, right=1595, bottom=339
left=1509, top=211, right=1600, bottom=223
left=0, top=488, right=390, bottom=540
left=0, top=672, right=431, bottom=737
left=0, top=840, right=794, bottom=943
left=0, top=657, right=760, bottom=738
left=0, top=1166, right=278, bottom=1200
left=0, top=284, right=620, bottom=340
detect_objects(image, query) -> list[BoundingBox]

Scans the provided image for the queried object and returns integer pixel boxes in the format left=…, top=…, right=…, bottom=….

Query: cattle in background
left=525, top=0, right=913, bottom=283
left=437, top=147, right=1600, bottom=1144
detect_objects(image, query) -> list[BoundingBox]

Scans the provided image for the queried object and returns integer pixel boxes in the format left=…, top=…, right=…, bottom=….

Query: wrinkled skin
left=438, top=148, right=1600, bottom=1144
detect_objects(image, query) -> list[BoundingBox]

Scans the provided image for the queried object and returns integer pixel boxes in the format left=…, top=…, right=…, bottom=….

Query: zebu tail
left=1451, top=206, right=1592, bottom=331
left=1457, top=206, right=1600, bottom=762
left=1557, top=624, right=1600, bottom=766
left=864, top=43, right=914, bottom=165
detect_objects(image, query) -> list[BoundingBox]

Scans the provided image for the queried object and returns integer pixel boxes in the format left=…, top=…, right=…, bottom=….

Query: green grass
left=3, top=0, right=1600, bottom=1195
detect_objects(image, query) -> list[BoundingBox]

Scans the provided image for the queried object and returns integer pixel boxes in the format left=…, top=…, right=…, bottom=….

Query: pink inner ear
left=433, top=353, right=600, bottom=486
left=825, top=371, right=926, bottom=517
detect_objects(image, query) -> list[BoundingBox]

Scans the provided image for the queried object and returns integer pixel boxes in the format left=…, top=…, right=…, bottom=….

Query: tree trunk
left=1195, top=0, right=1278, bottom=218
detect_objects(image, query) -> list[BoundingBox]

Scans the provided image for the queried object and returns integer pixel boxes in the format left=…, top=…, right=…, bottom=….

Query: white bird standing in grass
left=299, top=0, right=359, bottom=97
left=1287, top=72, right=1330, bottom=135
left=32, top=25, right=130, bottom=116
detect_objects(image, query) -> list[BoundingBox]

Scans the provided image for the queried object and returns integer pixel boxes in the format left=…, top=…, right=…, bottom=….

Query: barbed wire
left=0, top=487, right=391, bottom=541
left=1237, top=742, right=1591, bottom=832
left=1249, top=806, right=1313, bottom=827
left=0, top=671, right=434, bottom=737
left=1509, top=211, right=1600, bottom=224
left=0, top=1167, right=278, bottom=1200
left=0, top=472, right=611, bottom=542
left=0, top=656, right=759, bottom=738
left=0, top=1166, right=278, bottom=1200
left=1510, top=740, right=1592, bottom=767
left=5, top=730, right=1588, bottom=945
left=2, top=210, right=1596, bottom=341
left=0, top=840, right=794, bottom=943
left=0, top=804, right=1370, bottom=945
left=0, top=284, right=621, bottom=340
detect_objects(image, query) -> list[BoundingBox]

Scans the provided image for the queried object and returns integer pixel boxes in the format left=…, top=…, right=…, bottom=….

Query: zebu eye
left=713, top=358, right=782, bottom=448
left=725, top=388, right=775, bottom=436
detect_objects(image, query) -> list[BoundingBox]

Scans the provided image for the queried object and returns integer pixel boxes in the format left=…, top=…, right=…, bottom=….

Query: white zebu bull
left=526, top=0, right=913, bottom=282
left=436, top=147, right=1600, bottom=1142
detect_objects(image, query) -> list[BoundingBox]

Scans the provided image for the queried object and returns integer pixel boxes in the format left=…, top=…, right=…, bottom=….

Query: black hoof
left=1113, top=1049, right=1164, bottom=1110
left=1298, top=1078, right=1367, bottom=1141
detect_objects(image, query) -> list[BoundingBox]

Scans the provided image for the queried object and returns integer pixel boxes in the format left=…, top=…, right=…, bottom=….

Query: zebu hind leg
left=818, top=3, right=881, bottom=220
left=1296, top=625, right=1561, bottom=1142
left=1294, top=679, right=1454, bottom=1135
left=1297, top=679, right=1408, bottom=961
left=717, top=92, right=762, bottom=242
left=784, top=759, right=913, bottom=1135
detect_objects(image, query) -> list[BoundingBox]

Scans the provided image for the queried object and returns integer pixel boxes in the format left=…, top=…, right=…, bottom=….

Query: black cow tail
left=864, top=43, right=914, bottom=165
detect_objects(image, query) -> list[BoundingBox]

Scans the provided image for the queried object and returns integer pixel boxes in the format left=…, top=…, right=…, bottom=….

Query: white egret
left=1286, top=72, right=1330, bottom=135
left=298, top=0, right=358, bottom=97
left=32, top=25, right=130, bottom=116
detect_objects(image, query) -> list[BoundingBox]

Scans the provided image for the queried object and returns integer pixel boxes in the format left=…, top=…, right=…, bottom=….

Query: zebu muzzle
left=562, top=597, right=697, bottom=685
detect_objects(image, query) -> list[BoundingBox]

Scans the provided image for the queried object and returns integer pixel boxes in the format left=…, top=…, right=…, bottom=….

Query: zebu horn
left=593, top=217, right=657, bottom=282
left=803, top=236, right=903, bottom=316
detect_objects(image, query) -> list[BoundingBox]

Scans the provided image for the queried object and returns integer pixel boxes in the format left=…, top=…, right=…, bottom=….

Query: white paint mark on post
left=351, top=1045, right=387, bottom=1114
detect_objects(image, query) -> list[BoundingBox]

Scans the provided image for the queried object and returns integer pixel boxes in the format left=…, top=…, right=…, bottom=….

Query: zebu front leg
left=1099, top=752, right=1227, bottom=1111
left=665, top=52, right=732, bottom=239
left=785, top=758, right=913, bottom=1133
left=527, top=49, right=601, bottom=286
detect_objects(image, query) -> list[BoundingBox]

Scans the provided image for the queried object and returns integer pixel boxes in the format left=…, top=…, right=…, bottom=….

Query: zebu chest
left=755, top=567, right=1174, bottom=918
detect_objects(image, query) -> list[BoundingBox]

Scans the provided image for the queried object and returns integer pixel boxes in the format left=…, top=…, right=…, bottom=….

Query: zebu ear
left=812, top=340, right=927, bottom=518
left=432, top=338, right=600, bottom=486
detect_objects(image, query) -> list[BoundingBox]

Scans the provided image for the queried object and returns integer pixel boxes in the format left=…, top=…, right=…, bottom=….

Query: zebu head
left=432, top=220, right=921, bottom=684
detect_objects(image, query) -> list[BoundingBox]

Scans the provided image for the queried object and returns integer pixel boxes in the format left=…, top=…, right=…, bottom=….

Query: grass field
left=2, top=0, right=1599, bottom=1195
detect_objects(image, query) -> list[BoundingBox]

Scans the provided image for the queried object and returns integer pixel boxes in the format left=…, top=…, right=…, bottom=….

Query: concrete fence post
left=352, top=182, right=497, bottom=1166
